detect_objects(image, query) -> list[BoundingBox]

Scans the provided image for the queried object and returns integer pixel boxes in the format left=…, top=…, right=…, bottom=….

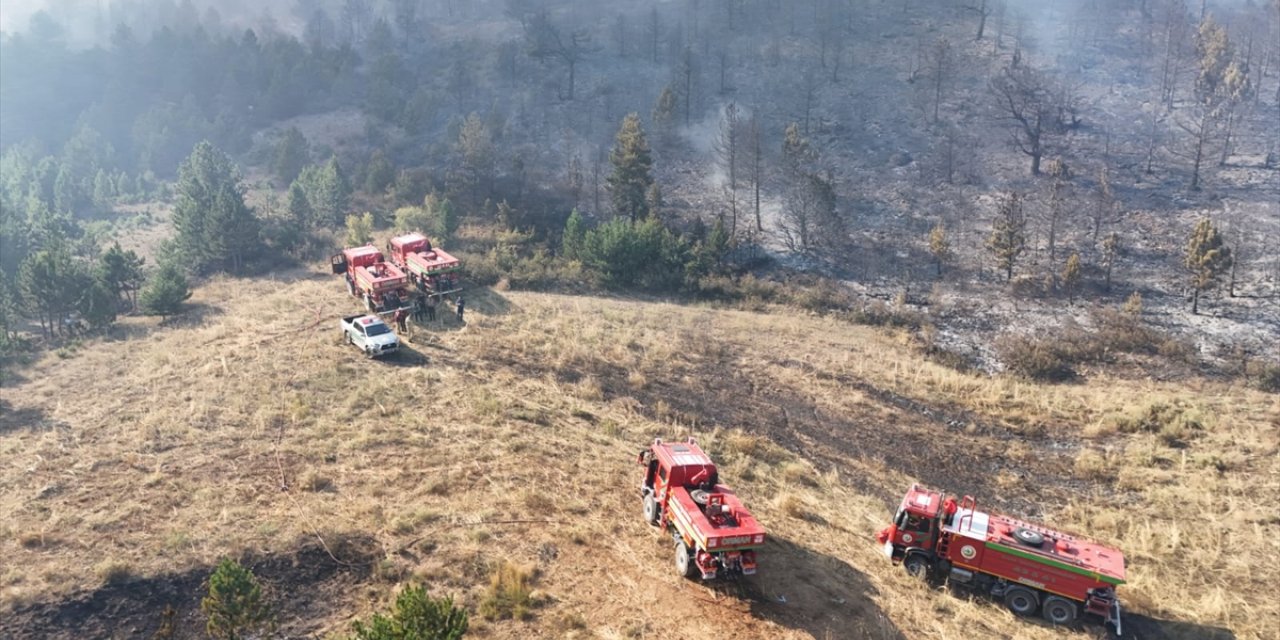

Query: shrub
left=479, top=562, right=534, bottom=621
left=579, top=218, right=688, bottom=290
left=998, top=335, right=1077, bottom=381
left=1256, top=363, right=1280, bottom=393
left=201, top=558, right=272, bottom=640
left=350, top=584, right=469, bottom=640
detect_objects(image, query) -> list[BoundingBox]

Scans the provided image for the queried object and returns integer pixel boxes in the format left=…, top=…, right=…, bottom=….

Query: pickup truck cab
left=340, top=314, right=399, bottom=358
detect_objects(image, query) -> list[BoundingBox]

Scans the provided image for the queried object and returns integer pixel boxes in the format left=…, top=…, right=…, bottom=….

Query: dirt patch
left=0, top=534, right=376, bottom=640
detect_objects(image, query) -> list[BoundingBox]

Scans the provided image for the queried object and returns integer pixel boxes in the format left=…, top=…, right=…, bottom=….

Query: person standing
left=413, top=294, right=426, bottom=322
left=393, top=307, right=408, bottom=333
left=455, top=296, right=465, bottom=322
left=426, top=295, right=437, bottom=322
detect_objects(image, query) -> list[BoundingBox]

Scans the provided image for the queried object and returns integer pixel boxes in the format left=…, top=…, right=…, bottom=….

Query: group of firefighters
left=390, top=292, right=465, bottom=334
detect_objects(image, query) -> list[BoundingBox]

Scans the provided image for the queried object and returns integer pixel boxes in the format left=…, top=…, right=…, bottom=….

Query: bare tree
left=747, top=112, right=763, bottom=232
left=990, top=63, right=1071, bottom=175
left=1091, top=165, right=1114, bottom=242
left=1043, top=159, right=1070, bottom=264
left=524, top=10, right=596, bottom=101
left=713, top=102, right=743, bottom=236
left=780, top=171, right=837, bottom=255
left=963, top=0, right=994, bottom=41
left=646, top=6, right=660, bottom=64
left=924, top=37, right=954, bottom=124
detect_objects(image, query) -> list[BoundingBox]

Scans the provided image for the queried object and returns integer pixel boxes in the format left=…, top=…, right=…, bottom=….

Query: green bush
left=350, top=584, right=468, bottom=640
left=201, top=558, right=272, bottom=640
left=579, top=218, right=688, bottom=290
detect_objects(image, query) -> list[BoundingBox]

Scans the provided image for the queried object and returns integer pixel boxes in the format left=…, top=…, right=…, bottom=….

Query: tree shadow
left=1120, top=612, right=1236, bottom=640
left=0, top=532, right=376, bottom=640
left=728, top=536, right=905, bottom=640
left=0, top=398, right=51, bottom=433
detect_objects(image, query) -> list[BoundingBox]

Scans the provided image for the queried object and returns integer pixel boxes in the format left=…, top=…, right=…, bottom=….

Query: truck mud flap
left=1110, top=600, right=1122, bottom=637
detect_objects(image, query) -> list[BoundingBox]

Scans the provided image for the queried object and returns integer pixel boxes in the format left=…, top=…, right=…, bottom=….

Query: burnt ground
left=0, top=534, right=376, bottom=640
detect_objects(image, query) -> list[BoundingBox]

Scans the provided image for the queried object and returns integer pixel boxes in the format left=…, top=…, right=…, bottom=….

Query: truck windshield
left=365, top=323, right=391, bottom=336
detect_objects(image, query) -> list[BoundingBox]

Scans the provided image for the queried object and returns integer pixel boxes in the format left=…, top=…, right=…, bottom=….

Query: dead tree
left=925, top=37, right=954, bottom=124
left=747, top=112, right=764, bottom=232
left=963, top=0, right=993, bottom=41
left=714, top=103, right=743, bottom=237
left=524, top=10, right=595, bottom=101
left=990, top=64, right=1073, bottom=176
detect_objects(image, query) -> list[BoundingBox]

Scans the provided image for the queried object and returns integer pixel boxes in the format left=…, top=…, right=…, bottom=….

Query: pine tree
left=284, top=182, right=312, bottom=228
left=139, top=261, right=192, bottom=320
left=607, top=113, right=654, bottom=222
left=272, top=127, right=310, bottom=184
left=0, top=271, right=16, bottom=345
left=1184, top=217, right=1232, bottom=314
left=78, top=278, right=117, bottom=330
left=1062, top=252, right=1082, bottom=303
left=651, top=85, right=678, bottom=147
left=18, top=242, right=81, bottom=337
left=928, top=221, right=950, bottom=276
left=345, top=212, right=374, bottom=247
left=562, top=208, right=585, bottom=259
left=987, top=192, right=1027, bottom=282
left=435, top=198, right=458, bottom=245
left=349, top=585, right=468, bottom=640
left=364, top=149, right=395, bottom=195
left=97, top=242, right=145, bottom=310
left=173, top=141, right=259, bottom=273
left=1100, top=232, right=1120, bottom=292
left=201, top=558, right=273, bottom=640
left=92, top=169, right=115, bottom=210
left=53, top=162, right=77, bottom=214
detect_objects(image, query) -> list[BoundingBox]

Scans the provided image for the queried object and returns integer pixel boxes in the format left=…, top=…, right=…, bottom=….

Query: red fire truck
left=386, top=232, right=463, bottom=296
left=330, top=245, right=413, bottom=314
left=878, top=484, right=1125, bottom=634
left=638, top=438, right=766, bottom=580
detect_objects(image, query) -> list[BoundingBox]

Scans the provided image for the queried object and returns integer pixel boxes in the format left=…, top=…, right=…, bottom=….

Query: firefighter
left=393, top=307, right=408, bottom=333
left=426, top=295, right=437, bottom=322
left=413, top=294, right=426, bottom=322
left=455, top=296, right=465, bottom=322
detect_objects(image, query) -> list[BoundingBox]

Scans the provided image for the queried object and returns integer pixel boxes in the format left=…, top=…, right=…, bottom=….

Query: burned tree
left=987, top=192, right=1027, bottom=281
left=523, top=10, right=595, bottom=101
left=713, top=102, right=742, bottom=236
left=1184, top=217, right=1232, bottom=314
left=964, top=0, right=994, bottom=41
left=990, top=64, right=1074, bottom=176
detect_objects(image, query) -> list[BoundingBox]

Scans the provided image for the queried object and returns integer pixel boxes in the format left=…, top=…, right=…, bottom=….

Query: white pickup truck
left=340, top=314, right=400, bottom=358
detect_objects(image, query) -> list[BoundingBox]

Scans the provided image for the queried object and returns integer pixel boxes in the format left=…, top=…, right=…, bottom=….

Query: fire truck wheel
left=1004, top=587, right=1040, bottom=616
left=675, top=541, right=696, bottom=579
left=643, top=493, right=659, bottom=525
left=903, top=554, right=930, bottom=579
left=1041, top=596, right=1077, bottom=624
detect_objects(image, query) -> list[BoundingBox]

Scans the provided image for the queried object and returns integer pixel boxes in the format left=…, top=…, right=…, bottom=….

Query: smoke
left=0, top=0, right=304, bottom=47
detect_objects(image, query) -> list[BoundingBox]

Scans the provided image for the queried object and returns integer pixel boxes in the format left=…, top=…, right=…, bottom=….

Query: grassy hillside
left=1, top=271, right=1275, bottom=639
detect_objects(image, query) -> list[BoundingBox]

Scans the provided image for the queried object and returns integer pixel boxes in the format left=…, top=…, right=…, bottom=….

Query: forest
left=2, top=0, right=1278, bottom=381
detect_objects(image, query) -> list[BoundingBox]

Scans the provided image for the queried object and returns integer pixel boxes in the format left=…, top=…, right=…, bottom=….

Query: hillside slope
left=1, top=272, right=1275, bottom=639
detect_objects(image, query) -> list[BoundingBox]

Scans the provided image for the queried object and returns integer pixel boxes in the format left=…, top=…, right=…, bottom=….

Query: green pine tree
left=284, top=182, right=312, bottom=228
left=139, top=261, right=192, bottom=320
left=92, top=169, right=115, bottom=210
left=201, top=558, right=273, bottom=640
left=97, top=242, right=146, bottom=310
left=1184, top=218, right=1232, bottom=314
left=272, top=127, right=310, bottom=185
left=350, top=584, right=468, bottom=640
left=173, top=141, right=256, bottom=273
left=435, top=198, right=458, bottom=245
left=607, top=113, right=655, bottom=222
left=562, top=208, right=585, bottom=260
left=365, top=149, right=395, bottom=195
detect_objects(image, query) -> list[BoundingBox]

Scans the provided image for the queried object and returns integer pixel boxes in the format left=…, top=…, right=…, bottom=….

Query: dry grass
left=1, top=272, right=1275, bottom=639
